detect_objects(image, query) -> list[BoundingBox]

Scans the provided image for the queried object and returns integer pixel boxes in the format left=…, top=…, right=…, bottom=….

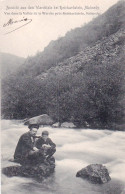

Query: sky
left=0, top=0, right=119, bottom=58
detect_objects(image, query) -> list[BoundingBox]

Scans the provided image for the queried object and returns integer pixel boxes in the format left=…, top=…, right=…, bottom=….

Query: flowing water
left=1, top=120, right=125, bottom=194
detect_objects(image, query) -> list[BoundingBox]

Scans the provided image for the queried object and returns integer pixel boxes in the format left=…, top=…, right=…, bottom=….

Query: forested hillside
left=11, top=1, right=125, bottom=77
left=1, top=1, right=125, bottom=130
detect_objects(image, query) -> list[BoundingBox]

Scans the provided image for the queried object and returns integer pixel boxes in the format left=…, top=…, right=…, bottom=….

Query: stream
left=1, top=120, right=125, bottom=194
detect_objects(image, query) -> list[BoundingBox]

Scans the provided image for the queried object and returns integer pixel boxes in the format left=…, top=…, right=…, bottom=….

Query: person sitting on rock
left=36, top=130, right=56, bottom=163
left=14, top=124, right=43, bottom=165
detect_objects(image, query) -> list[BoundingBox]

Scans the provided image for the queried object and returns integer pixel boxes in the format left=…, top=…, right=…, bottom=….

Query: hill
left=15, top=0, right=125, bottom=77
left=0, top=53, right=25, bottom=79
left=34, top=28, right=125, bottom=129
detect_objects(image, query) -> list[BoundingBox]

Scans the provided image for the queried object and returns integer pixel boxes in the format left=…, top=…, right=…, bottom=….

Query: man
left=36, top=130, right=56, bottom=162
left=14, top=124, right=42, bottom=165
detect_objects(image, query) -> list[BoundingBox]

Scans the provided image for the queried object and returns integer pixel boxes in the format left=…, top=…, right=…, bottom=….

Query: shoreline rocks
left=76, top=164, right=111, bottom=184
left=52, top=122, right=61, bottom=128
left=61, top=122, right=76, bottom=128
left=52, top=122, right=76, bottom=128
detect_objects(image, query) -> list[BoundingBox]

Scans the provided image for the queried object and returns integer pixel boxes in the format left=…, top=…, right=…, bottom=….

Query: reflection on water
left=1, top=120, right=125, bottom=194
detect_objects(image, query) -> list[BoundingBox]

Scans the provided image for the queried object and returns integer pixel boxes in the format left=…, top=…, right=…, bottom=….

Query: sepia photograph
left=1, top=0, right=125, bottom=193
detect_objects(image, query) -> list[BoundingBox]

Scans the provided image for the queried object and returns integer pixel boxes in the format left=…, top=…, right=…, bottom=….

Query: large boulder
left=24, top=114, right=54, bottom=126
left=61, top=122, right=76, bottom=128
left=76, top=164, right=111, bottom=184
left=2, top=157, right=55, bottom=181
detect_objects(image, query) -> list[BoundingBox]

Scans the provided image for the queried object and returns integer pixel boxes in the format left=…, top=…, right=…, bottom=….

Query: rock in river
left=2, top=157, right=55, bottom=181
left=76, top=164, right=111, bottom=184
left=24, top=114, right=54, bottom=126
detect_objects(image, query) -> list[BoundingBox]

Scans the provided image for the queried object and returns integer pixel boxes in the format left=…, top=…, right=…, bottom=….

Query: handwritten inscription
left=3, top=17, right=32, bottom=35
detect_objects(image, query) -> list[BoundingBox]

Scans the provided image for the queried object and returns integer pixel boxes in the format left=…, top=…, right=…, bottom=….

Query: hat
left=28, top=124, right=39, bottom=130
left=42, top=130, right=49, bottom=136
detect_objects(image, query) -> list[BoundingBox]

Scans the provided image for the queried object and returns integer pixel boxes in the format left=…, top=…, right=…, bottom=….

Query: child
left=36, top=131, right=56, bottom=161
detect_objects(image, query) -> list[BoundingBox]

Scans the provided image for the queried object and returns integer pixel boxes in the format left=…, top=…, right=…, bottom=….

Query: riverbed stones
left=76, top=164, right=111, bottom=184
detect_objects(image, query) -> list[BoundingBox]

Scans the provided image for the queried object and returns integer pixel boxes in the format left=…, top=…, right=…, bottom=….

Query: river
left=1, top=120, right=125, bottom=194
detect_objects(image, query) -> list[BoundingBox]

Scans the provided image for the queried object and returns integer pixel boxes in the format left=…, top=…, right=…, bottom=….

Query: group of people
left=14, top=124, right=56, bottom=166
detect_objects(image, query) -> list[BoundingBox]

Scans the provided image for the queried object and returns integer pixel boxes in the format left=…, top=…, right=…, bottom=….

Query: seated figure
left=35, top=130, right=56, bottom=163
left=14, top=124, right=44, bottom=165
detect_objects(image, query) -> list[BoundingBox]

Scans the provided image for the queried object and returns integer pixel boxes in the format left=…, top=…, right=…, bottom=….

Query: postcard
left=1, top=0, right=125, bottom=193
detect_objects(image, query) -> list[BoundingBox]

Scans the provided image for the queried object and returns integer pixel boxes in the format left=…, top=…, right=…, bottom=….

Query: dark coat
left=36, top=137, right=56, bottom=150
left=14, top=132, right=34, bottom=160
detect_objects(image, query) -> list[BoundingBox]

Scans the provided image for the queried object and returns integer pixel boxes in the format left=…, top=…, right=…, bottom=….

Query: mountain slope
left=34, top=28, right=125, bottom=127
left=16, top=0, right=125, bottom=77
left=37, top=28, right=125, bottom=80
left=0, top=53, right=25, bottom=79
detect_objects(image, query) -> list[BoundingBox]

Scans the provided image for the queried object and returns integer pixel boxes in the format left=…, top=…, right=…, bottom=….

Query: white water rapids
left=1, top=120, right=125, bottom=194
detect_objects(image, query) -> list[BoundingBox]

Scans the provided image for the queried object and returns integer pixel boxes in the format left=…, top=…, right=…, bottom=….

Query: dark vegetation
left=1, top=1, right=125, bottom=129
